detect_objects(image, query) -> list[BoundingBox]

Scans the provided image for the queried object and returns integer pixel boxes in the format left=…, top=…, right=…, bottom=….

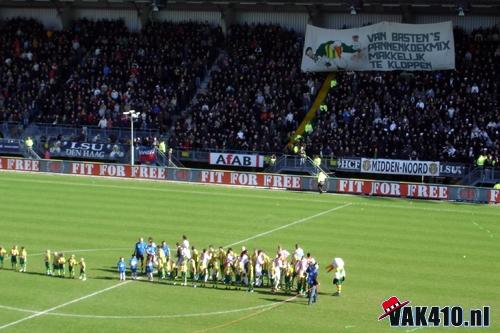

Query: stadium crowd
left=168, top=24, right=322, bottom=152
left=0, top=18, right=223, bottom=134
left=1, top=17, right=499, bottom=165
left=304, top=27, right=500, bottom=164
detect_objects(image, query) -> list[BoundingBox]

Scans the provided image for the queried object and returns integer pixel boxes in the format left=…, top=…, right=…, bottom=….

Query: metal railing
left=265, top=155, right=328, bottom=176
left=156, top=148, right=183, bottom=168
left=459, top=167, right=500, bottom=186
left=8, top=122, right=161, bottom=143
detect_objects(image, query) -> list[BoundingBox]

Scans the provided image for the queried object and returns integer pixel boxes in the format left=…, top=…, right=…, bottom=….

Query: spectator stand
left=299, top=26, right=499, bottom=170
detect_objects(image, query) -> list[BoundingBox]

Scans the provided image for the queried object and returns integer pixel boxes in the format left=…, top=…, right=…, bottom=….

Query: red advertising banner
left=0, top=157, right=495, bottom=204
left=200, top=170, right=301, bottom=189
left=406, top=184, right=448, bottom=199
left=0, top=158, right=40, bottom=172
left=337, top=179, right=371, bottom=194
left=69, top=162, right=167, bottom=180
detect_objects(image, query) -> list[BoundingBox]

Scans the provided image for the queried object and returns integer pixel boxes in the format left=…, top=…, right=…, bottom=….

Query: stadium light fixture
left=350, top=5, right=357, bottom=15
left=123, top=110, right=141, bottom=166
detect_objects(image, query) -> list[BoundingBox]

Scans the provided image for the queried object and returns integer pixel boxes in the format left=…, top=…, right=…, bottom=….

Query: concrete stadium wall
left=0, top=7, right=62, bottom=30
left=73, top=8, right=141, bottom=32
left=1, top=157, right=498, bottom=204
left=156, top=10, right=222, bottom=26
left=233, top=11, right=309, bottom=33
left=321, top=13, right=403, bottom=29
left=1, top=7, right=497, bottom=33
left=415, top=15, right=500, bottom=32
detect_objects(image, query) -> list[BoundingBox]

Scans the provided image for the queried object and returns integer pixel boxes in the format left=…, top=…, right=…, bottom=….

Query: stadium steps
left=156, top=148, right=183, bottom=168
left=264, top=155, right=328, bottom=176
left=287, top=72, right=335, bottom=148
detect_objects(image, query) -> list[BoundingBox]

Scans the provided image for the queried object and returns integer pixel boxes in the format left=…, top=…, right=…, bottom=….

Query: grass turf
left=0, top=171, right=498, bottom=333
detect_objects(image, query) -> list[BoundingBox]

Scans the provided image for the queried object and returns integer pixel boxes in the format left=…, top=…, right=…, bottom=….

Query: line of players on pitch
left=0, top=245, right=87, bottom=281
left=119, top=236, right=346, bottom=300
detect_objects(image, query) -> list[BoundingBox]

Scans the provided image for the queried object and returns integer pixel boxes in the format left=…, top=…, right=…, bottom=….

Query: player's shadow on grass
left=259, top=297, right=305, bottom=305
left=13, top=271, right=52, bottom=277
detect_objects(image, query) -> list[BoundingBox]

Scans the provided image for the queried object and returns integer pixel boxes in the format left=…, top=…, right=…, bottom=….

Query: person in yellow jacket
left=317, top=171, right=327, bottom=194
left=158, top=141, right=166, bottom=154
left=476, top=154, right=487, bottom=167
left=25, top=137, right=34, bottom=150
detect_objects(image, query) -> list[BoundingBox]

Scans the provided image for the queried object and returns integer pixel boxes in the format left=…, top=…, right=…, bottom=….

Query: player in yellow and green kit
left=218, top=246, right=226, bottom=281
left=79, top=258, right=87, bottom=281
left=326, top=257, right=346, bottom=296
left=247, top=259, right=254, bottom=293
left=10, top=245, right=19, bottom=270
left=68, top=255, right=77, bottom=278
left=58, top=253, right=66, bottom=278
left=190, top=246, right=199, bottom=281
left=0, top=246, right=6, bottom=269
left=44, top=250, right=52, bottom=275
left=19, top=247, right=27, bottom=272
left=157, top=247, right=166, bottom=280
left=53, top=252, right=59, bottom=276
left=284, top=261, right=294, bottom=293
left=210, top=255, right=220, bottom=288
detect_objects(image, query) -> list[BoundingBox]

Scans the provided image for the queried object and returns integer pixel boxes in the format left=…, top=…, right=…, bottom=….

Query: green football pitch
left=0, top=171, right=498, bottom=333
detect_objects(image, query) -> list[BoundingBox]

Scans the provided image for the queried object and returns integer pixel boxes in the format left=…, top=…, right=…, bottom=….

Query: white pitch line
left=1, top=175, right=498, bottom=216
left=0, top=301, right=283, bottom=319
left=0, top=204, right=350, bottom=323
left=0, top=203, right=352, bottom=324
left=0, top=281, right=131, bottom=330
left=472, top=221, right=495, bottom=238
left=224, top=203, right=352, bottom=248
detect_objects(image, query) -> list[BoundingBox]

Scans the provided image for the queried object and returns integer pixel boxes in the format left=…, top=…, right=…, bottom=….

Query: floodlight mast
left=123, top=110, right=140, bottom=165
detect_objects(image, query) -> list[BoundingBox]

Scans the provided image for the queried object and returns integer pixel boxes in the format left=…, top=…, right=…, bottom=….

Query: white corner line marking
left=0, top=281, right=131, bottom=330
left=0, top=204, right=352, bottom=326
left=225, top=203, right=352, bottom=248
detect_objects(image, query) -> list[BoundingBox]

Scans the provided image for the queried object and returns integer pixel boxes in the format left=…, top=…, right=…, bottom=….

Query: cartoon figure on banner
left=305, top=35, right=362, bottom=70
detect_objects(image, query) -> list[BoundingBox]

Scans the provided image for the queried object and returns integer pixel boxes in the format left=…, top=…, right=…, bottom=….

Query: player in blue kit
left=117, top=257, right=126, bottom=281
left=129, top=255, right=138, bottom=280
left=161, top=241, right=170, bottom=260
left=134, top=237, right=147, bottom=273
left=306, top=263, right=319, bottom=305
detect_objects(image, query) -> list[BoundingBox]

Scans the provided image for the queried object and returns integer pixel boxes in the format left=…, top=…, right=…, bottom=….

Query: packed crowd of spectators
left=1, top=17, right=499, bottom=165
left=0, top=18, right=71, bottom=126
left=168, top=24, right=322, bottom=152
left=0, top=18, right=223, bottom=135
left=305, top=27, right=499, bottom=164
